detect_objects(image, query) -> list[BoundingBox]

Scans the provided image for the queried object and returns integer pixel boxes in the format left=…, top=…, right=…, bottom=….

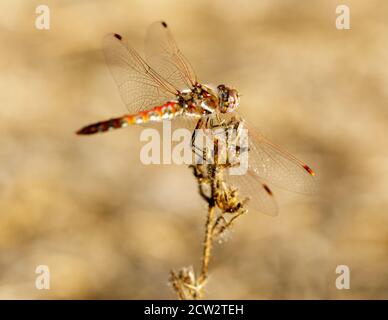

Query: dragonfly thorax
left=179, top=85, right=218, bottom=116
left=179, top=83, right=240, bottom=116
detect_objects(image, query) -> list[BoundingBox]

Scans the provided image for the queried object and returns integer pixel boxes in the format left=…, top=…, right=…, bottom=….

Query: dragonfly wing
left=145, top=21, right=197, bottom=91
left=103, top=33, right=178, bottom=114
left=240, top=115, right=316, bottom=194
left=189, top=114, right=278, bottom=216
left=226, top=170, right=278, bottom=216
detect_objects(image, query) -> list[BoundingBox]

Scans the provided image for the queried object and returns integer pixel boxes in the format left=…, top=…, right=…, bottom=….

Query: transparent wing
left=226, top=170, right=278, bottom=216
left=145, top=21, right=197, bottom=91
left=103, top=33, right=179, bottom=114
left=190, top=114, right=315, bottom=215
left=240, top=115, right=316, bottom=194
left=190, top=116, right=278, bottom=216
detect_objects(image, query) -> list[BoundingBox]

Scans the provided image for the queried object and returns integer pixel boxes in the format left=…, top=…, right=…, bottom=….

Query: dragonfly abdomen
left=76, top=101, right=181, bottom=135
left=136, top=101, right=182, bottom=123
left=76, top=116, right=127, bottom=135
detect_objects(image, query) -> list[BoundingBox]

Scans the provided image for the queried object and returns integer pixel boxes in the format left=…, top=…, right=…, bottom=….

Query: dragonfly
left=76, top=21, right=316, bottom=216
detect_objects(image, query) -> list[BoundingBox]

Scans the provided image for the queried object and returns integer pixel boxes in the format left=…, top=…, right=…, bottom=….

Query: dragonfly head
left=217, top=84, right=240, bottom=113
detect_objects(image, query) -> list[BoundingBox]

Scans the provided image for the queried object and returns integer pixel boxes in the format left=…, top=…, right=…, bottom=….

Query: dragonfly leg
left=190, top=165, right=212, bottom=203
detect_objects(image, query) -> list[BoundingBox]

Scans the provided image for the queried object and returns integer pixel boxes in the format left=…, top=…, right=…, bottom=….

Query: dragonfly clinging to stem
left=76, top=21, right=316, bottom=216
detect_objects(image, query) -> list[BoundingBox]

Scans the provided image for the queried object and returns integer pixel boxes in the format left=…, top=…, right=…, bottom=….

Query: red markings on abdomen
left=76, top=101, right=180, bottom=135
left=76, top=116, right=126, bottom=135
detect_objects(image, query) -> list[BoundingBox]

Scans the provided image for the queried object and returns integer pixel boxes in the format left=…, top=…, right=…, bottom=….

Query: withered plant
left=169, top=115, right=249, bottom=299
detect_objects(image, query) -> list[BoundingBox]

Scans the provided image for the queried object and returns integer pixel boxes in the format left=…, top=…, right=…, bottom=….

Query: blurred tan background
left=0, top=0, right=388, bottom=299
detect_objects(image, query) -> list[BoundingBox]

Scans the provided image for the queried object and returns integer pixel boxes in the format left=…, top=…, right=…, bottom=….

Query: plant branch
left=169, top=116, right=248, bottom=300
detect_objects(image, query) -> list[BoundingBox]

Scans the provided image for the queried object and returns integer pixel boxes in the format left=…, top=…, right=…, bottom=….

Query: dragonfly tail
left=76, top=116, right=131, bottom=135
left=76, top=102, right=182, bottom=135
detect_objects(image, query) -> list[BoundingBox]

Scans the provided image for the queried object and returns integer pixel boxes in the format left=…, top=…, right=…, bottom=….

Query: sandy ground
left=0, top=0, right=387, bottom=299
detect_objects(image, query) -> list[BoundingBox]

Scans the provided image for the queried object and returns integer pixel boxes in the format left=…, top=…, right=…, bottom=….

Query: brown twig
left=197, top=202, right=216, bottom=298
left=169, top=116, right=248, bottom=300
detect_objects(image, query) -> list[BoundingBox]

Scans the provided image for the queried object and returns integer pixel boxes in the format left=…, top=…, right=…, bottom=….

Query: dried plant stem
left=169, top=116, right=247, bottom=300
left=197, top=202, right=216, bottom=297
left=169, top=270, right=186, bottom=300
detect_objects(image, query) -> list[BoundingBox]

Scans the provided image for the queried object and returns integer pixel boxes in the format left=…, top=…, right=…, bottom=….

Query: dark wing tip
left=303, top=164, right=315, bottom=176
left=161, top=21, right=168, bottom=28
left=113, top=33, right=122, bottom=40
left=262, top=183, right=273, bottom=196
